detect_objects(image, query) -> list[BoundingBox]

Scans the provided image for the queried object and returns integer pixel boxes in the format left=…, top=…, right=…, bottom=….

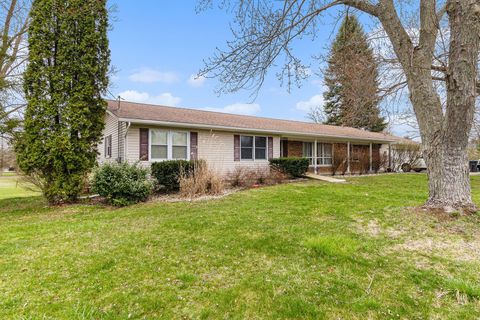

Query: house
left=99, top=99, right=402, bottom=175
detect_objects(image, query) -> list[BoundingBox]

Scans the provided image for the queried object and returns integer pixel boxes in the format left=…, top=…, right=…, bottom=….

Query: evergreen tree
left=323, top=14, right=386, bottom=132
left=16, top=0, right=110, bottom=203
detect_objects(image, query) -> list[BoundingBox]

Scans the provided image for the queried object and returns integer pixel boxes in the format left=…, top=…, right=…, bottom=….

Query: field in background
left=0, top=174, right=39, bottom=200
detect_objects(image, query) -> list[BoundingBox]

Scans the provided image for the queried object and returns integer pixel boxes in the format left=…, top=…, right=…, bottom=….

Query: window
left=240, top=136, right=253, bottom=160
left=302, top=142, right=332, bottom=165
left=317, top=143, right=332, bottom=165
left=151, top=130, right=168, bottom=159
left=150, top=129, right=189, bottom=160
left=255, top=136, right=267, bottom=160
left=104, top=135, right=112, bottom=158
left=172, top=132, right=188, bottom=159
left=240, top=135, right=267, bottom=160
left=302, top=142, right=314, bottom=165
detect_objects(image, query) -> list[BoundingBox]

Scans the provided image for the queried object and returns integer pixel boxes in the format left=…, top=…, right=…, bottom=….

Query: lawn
left=0, top=174, right=40, bottom=200
left=1, top=174, right=480, bottom=319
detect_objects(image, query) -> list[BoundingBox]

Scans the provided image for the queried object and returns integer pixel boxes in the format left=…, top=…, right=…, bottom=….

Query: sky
left=107, top=0, right=409, bottom=136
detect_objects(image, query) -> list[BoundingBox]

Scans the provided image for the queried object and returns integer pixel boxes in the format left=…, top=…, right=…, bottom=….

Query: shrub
left=178, top=161, right=224, bottom=198
left=357, top=148, right=371, bottom=175
left=269, top=157, right=309, bottom=178
left=227, top=166, right=289, bottom=187
left=228, top=167, right=247, bottom=187
left=265, top=169, right=289, bottom=184
left=332, top=145, right=348, bottom=176
left=91, top=162, right=153, bottom=206
left=151, top=160, right=195, bottom=191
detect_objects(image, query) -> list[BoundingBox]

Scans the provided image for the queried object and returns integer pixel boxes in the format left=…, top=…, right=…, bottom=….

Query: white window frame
left=317, top=142, right=333, bottom=166
left=240, top=135, right=268, bottom=161
left=302, top=142, right=314, bottom=165
left=105, top=135, right=112, bottom=158
left=149, top=129, right=190, bottom=161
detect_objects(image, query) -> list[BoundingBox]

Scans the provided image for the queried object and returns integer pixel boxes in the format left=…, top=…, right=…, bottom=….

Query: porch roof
left=107, top=100, right=404, bottom=143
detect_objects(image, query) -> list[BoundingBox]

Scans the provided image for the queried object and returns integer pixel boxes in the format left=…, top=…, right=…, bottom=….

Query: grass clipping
left=178, top=160, right=224, bottom=199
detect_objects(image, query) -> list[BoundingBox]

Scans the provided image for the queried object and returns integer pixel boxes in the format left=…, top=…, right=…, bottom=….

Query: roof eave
left=117, top=117, right=398, bottom=144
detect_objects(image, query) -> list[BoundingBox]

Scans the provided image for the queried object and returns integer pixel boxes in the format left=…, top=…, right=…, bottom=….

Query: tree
left=199, top=0, right=480, bottom=213
left=0, top=0, right=29, bottom=136
left=16, top=0, right=110, bottom=203
left=323, top=14, right=386, bottom=132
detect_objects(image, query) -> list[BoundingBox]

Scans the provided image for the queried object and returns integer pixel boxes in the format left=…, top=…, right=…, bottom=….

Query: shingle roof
left=107, top=99, right=403, bottom=143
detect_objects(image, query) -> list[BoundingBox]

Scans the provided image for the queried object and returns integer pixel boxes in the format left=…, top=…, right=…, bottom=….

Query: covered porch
left=280, top=136, right=388, bottom=175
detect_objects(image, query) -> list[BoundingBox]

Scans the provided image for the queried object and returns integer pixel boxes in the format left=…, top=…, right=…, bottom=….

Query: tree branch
left=342, top=0, right=378, bottom=16
left=418, top=0, right=438, bottom=57
left=376, top=0, right=414, bottom=69
left=431, top=65, right=447, bottom=72
left=436, top=3, right=447, bottom=21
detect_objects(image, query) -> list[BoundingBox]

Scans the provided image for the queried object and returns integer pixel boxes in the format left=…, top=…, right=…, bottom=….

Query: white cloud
left=187, top=74, right=206, bottom=87
left=128, top=68, right=179, bottom=84
left=203, top=103, right=261, bottom=115
left=118, top=90, right=181, bottom=106
left=295, top=94, right=325, bottom=112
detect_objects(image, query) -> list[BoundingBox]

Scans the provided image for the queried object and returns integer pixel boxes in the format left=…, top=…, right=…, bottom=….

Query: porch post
left=347, top=141, right=351, bottom=174
left=314, top=139, right=318, bottom=174
left=369, top=143, right=373, bottom=173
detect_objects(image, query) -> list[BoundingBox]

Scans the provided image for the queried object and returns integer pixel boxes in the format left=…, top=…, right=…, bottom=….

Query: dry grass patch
left=178, top=161, right=225, bottom=199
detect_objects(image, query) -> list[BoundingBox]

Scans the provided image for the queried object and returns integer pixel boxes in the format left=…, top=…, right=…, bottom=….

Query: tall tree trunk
left=379, top=0, right=480, bottom=213
left=423, top=0, right=480, bottom=213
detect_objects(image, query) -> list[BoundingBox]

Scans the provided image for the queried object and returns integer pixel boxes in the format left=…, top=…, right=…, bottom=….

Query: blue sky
left=107, top=1, right=408, bottom=135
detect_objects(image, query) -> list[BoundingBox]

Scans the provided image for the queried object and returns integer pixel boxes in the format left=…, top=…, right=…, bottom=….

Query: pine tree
left=16, top=0, right=110, bottom=203
left=323, top=14, right=386, bottom=132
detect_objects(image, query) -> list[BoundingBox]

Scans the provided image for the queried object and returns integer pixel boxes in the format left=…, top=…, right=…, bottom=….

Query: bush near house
left=91, top=162, right=153, bottom=206
left=227, top=167, right=288, bottom=187
left=178, top=160, right=224, bottom=198
left=151, top=160, right=196, bottom=191
left=269, top=157, right=309, bottom=178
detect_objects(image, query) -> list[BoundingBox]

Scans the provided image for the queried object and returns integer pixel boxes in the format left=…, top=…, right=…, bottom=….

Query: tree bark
left=423, top=0, right=480, bottom=213
left=376, top=0, right=480, bottom=213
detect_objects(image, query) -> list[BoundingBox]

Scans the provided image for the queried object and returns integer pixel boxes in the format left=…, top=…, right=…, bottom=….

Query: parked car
left=401, top=157, right=427, bottom=172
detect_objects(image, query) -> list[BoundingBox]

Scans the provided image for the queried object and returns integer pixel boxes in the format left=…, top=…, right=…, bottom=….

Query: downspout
left=124, top=121, right=131, bottom=163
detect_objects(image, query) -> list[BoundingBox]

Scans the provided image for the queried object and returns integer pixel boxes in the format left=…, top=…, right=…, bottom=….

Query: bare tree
left=306, top=104, right=326, bottom=123
left=0, top=0, right=29, bottom=136
left=199, top=0, right=480, bottom=213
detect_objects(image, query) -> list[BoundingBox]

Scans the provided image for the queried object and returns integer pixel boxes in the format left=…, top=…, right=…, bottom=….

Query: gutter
left=117, top=117, right=399, bottom=144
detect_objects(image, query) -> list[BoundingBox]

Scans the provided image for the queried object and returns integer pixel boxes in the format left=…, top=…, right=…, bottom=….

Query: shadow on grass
left=0, top=196, right=46, bottom=217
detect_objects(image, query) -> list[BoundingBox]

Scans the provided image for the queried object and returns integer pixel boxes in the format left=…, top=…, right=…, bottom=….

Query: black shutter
left=234, top=135, right=240, bottom=161
left=268, top=137, right=273, bottom=160
left=139, top=128, right=149, bottom=161
left=190, top=132, right=198, bottom=160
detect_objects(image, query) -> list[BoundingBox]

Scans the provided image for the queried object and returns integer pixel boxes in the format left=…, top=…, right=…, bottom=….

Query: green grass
left=0, top=174, right=40, bottom=200
left=1, top=174, right=480, bottom=319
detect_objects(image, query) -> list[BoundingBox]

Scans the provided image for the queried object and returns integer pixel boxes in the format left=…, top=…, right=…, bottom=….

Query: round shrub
left=269, top=157, right=310, bottom=178
left=91, top=162, right=153, bottom=206
left=151, top=160, right=196, bottom=191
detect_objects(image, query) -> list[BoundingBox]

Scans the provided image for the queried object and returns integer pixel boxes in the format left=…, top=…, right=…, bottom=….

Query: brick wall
left=287, top=141, right=303, bottom=157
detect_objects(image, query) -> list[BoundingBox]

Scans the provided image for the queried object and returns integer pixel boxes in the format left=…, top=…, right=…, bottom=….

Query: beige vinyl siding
left=197, top=130, right=280, bottom=175
left=125, top=125, right=281, bottom=176
left=97, top=112, right=119, bottom=164
left=126, top=125, right=140, bottom=161
left=118, top=121, right=127, bottom=161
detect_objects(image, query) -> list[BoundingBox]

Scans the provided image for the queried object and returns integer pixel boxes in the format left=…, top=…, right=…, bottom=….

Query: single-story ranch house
left=99, top=100, right=403, bottom=175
